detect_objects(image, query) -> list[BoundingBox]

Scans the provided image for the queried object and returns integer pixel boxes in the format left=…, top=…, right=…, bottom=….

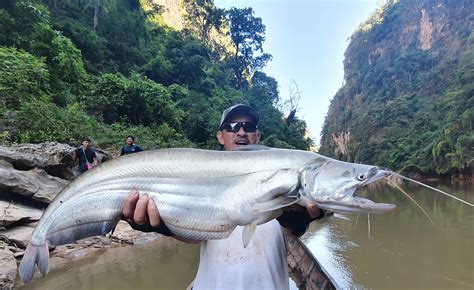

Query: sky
left=214, top=0, right=379, bottom=146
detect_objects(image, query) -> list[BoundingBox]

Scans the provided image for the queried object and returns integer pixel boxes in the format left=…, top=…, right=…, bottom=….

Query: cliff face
left=320, top=0, right=473, bottom=178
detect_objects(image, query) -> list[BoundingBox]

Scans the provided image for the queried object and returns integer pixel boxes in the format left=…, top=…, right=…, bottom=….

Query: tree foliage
left=0, top=47, right=50, bottom=110
left=320, top=0, right=473, bottom=176
left=0, top=0, right=310, bottom=152
left=226, top=7, right=272, bottom=90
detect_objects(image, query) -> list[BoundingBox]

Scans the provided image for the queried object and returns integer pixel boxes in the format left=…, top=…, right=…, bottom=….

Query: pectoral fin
left=242, top=222, right=257, bottom=248
left=252, top=196, right=298, bottom=213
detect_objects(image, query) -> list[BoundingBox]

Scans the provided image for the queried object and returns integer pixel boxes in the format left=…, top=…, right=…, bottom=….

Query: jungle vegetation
left=1, top=0, right=471, bottom=177
left=0, top=0, right=311, bottom=151
left=319, top=0, right=473, bottom=177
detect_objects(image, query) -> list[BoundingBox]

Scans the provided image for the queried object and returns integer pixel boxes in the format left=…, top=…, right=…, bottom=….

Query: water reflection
left=302, top=180, right=474, bottom=289
left=21, top=238, right=200, bottom=290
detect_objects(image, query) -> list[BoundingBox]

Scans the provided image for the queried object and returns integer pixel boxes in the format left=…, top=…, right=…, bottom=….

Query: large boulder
left=0, top=200, right=43, bottom=228
left=2, top=224, right=35, bottom=249
left=0, top=142, right=75, bottom=180
left=0, top=160, right=68, bottom=203
left=0, top=142, right=112, bottom=180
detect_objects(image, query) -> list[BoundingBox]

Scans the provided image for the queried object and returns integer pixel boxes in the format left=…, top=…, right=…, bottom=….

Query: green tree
left=182, top=0, right=225, bottom=42
left=0, top=47, right=50, bottom=110
left=226, top=7, right=272, bottom=90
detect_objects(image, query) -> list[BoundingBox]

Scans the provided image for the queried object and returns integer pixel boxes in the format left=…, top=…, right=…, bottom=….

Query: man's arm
left=91, top=150, right=98, bottom=166
left=122, top=191, right=200, bottom=243
left=71, top=148, right=78, bottom=161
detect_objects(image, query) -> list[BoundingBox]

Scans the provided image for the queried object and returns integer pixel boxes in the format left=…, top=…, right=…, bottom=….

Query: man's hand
left=277, top=203, right=325, bottom=237
left=286, top=203, right=322, bottom=219
left=121, top=191, right=199, bottom=243
left=122, top=190, right=162, bottom=227
left=122, top=190, right=172, bottom=234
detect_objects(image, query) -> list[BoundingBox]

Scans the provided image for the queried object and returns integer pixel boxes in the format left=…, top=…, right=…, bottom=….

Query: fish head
left=299, top=159, right=396, bottom=214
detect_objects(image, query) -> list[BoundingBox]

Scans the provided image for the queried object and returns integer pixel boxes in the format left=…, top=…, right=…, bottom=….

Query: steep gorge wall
left=320, top=0, right=473, bottom=178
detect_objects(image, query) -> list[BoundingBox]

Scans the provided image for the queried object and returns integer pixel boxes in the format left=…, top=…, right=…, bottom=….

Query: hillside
left=0, top=0, right=311, bottom=150
left=320, top=0, right=473, bottom=178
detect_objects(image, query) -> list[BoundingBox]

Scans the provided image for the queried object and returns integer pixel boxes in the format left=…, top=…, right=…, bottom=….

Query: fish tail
left=19, top=242, right=49, bottom=283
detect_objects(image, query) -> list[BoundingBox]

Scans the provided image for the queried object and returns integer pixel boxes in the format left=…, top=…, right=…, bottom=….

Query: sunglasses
left=221, top=122, right=258, bottom=133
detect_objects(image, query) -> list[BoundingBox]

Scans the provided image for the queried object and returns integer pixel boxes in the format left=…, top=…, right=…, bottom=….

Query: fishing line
left=392, top=173, right=474, bottom=207
left=388, top=178, right=434, bottom=225
left=353, top=213, right=359, bottom=230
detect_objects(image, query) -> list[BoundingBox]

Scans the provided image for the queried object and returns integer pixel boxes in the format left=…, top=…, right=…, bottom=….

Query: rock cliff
left=320, top=0, right=473, bottom=178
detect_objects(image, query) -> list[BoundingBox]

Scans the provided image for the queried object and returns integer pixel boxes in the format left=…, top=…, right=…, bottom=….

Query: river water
left=303, top=180, right=474, bottom=289
left=21, top=180, right=473, bottom=289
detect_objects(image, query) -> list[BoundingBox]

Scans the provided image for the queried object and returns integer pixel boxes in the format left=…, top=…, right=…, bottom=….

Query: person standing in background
left=120, top=135, right=144, bottom=156
left=71, top=136, right=98, bottom=174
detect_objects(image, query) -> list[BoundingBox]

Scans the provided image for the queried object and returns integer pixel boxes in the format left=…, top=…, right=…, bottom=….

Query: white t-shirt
left=192, top=220, right=289, bottom=290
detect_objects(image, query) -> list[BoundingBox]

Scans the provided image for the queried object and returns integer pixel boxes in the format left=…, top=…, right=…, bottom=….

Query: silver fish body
left=19, top=147, right=396, bottom=283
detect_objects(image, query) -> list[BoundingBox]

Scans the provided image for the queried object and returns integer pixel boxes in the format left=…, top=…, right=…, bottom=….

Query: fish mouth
left=314, top=169, right=396, bottom=214
left=315, top=196, right=396, bottom=214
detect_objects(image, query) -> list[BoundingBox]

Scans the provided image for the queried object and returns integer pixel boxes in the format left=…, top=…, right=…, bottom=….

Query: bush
left=10, top=100, right=97, bottom=144
left=0, top=47, right=50, bottom=110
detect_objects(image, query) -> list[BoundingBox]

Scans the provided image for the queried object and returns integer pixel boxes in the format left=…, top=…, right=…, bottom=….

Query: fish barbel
left=19, top=146, right=395, bottom=283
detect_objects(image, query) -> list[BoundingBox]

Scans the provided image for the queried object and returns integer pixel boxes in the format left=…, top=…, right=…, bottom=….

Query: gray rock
left=0, top=200, right=43, bottom=227
left=1, top=225, right=34, bottom=249
left=0, top=142, right=117, bottom=289
left=0, top=142, right=112, bottom=180
left=0, top=242, right=17, bottom=290
left=0, top=160, right=68, bottom=203
left=0, top=142, right=76, bottom=180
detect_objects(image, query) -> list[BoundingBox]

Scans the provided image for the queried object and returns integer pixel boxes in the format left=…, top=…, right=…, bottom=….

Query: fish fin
left=242, top=222, right=257, bottom=248
left=231, top=145, right=271, bottom=151
left=46, top=220, right=119, bottom=246
left=110, top=216, right=122, bottom=236
left=19, top=242, right=49, bottom=283
left=37, top=241, right=50, bottom=276
left=252, top=196, right=298, bottom=213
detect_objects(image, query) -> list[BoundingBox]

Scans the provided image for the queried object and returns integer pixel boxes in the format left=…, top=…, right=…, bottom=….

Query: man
left=71, top=136, right=98, bottom=174
left=122, top=104, right=323, bottom=289
left=120, top=135, right=144, bottom=156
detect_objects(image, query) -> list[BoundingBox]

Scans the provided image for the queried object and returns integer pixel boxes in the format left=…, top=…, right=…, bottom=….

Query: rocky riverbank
left=0, top=142, right=164, bottom=289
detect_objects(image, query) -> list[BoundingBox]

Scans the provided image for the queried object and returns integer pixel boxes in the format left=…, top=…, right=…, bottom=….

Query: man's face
left=217, top=114, right=260, bottom=151
left=82, top=140, right=91, bottom=149
left=127, top=137, right=134, bottom=145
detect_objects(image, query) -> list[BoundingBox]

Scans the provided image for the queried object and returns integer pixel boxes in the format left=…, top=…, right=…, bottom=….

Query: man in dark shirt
left=71, top=136, right=98, bottom=173
left=120, top=135, right=144, bottom=156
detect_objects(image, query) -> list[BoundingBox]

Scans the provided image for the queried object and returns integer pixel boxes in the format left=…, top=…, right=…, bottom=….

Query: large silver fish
left=19, top=146, right=395, bottom=283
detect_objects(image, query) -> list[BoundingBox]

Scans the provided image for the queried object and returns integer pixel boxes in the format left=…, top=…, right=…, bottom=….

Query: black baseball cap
left=219, top=104, right=259, bottom=129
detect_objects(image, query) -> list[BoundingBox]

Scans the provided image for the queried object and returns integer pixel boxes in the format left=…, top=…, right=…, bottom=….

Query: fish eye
left=357, top=174, right=366, bottom=181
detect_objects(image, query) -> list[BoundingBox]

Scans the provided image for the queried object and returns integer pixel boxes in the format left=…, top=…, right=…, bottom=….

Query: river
left=303, top=180, right=474, bottom=289
left=20, top=180, right=473, bottom=289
